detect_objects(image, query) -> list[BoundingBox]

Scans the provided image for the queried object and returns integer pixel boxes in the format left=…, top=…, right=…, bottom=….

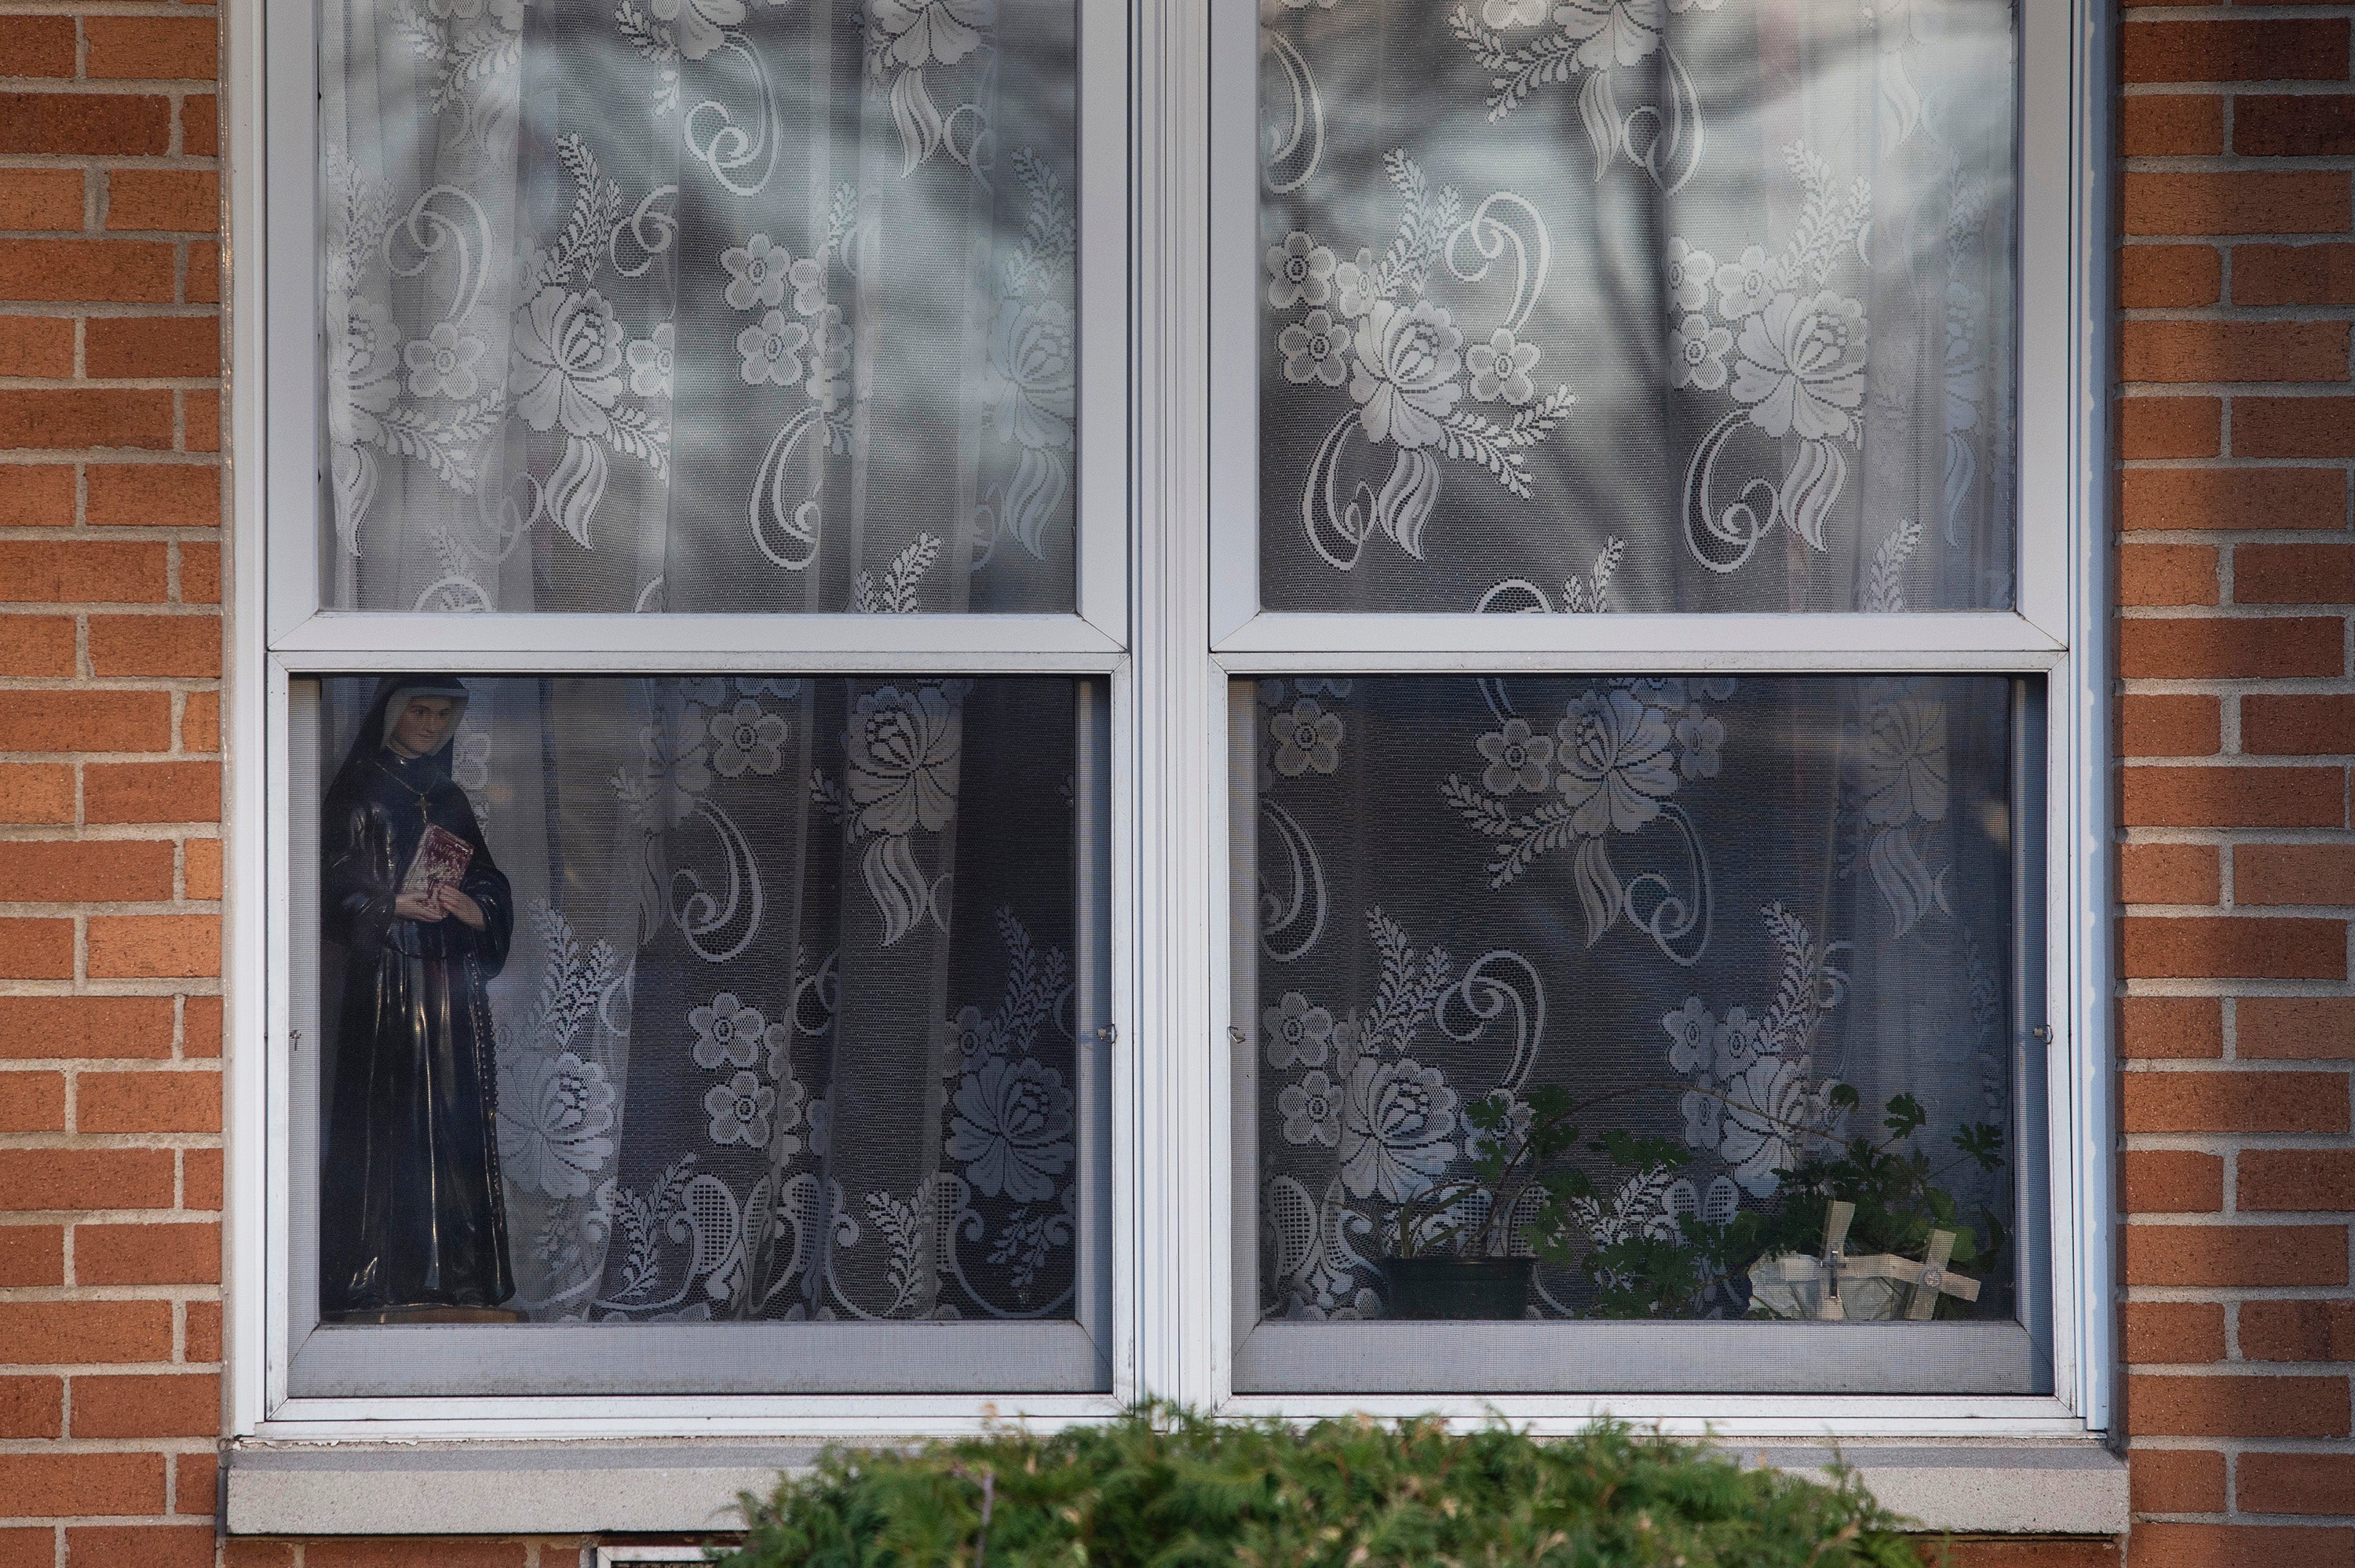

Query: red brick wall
left=2119, top=0, right=2355, bottom=1562
left=0, top=0, right=2345, bottom=1564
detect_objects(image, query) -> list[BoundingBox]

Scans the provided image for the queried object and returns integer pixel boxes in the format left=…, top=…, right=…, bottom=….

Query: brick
left=84, top=17, right=219, bottom=81
left=0, top=841, right=173, bottom=902
left=2120, top=545, right=2218, bottom=607
left=2238, top=244, right=2355, bottom=308
left=0, top=918, right=71, bottom=978
left=2127, top=1524, right=2354, bottom=1567
left=174, top=1453, right=214, bottom=1518
left=0, top=1149, right=173, bottom=1211
left=2237, top=544, right=2355, bottom=605
left=182, top=1146, right=218, bottom=1209
left=2124, top=1300, right=2226, bottom=1362
left=2122, top=843, right=2220, bottom=904
left=2244, top=694, right=2355, bottom=756
left=2243, top=1298, right=2355, bottom=1361
left=2120, top=618, right=2345, bottom=680
left=0, top=1225, right=60, bottom=1285
left=2120, top=397, right=2221, bottom=458
left=0, top=997, right=173, bottom=1059
left=2131, top=1448, right=2225, bottom=1514
left=2120, top=243, right=2222, bottom=308
left=75, top=1220, right=217, bottom=1285
left=0, top=316, right=73, bottom=377
left=87, top=614, right=220, bottom=677
left=0, top=613, right=75, bottom=676
left=68, top=1373, right=218, bottom=1438
left=0, top=763, right=71, bottom=822
left=2121, top=771, right=2346, bottom=830
left=2240, top=1150, right=2355, bottom=1211
left=2123, top=1150, right=2224, bottom=1212
left=86, top=914, right=220, bottom=979
left=0, top=94, right=171, bottom=157
left=104, top=170, right=217, bottom=235
left=2240, top=399, right=2355, bottom=459
left=0, top=1072, right=62, bottom=1132
left=184, top=836, right=220, bottom=899
left=78, top=1070, right=219, bottom=1132
left=0, top=1453, right=165, bottom=1518
left=2122, top=19, right=2350, bottom=82
left=2124, top=173, right=2352, bottom=238
left=2120, top=694, right=2221, bottom=757
left=86, top=761, right=219, bottom=822
left=2123, top=1223, right=2349, bottom=1285
left=182, top=388, right=219, bottom=454
left=2123, top=996, right=2223, bottom=1059
left=179, top=542, right=219, bottom=605
left=86, top=317, right=220, bottom=380
left=0, top=1531, right=42, bottom=1568
left=2121, top=321, right=2349, bottom=385
left=64, top=1526, right=214, bottom=1568
left=2239, top=95, right=2355, bottom=159
left=0, top=18, right=78, bottom=78
left=2120, top=466, right=2346, bottom=531
left=2240, top=844, right=2355, bottom=906
left=2122, top=96, right=2225, bottom=156
left=2243, top=997, right=2355, bottom=1058
left=0, top=540, right=167, bottom=603
left=182, top=994, right=221, bottom=1056
left=305, top=1541, right=531, bottom=1568
left=2127, top=1373, right=2350, bottom=1437
left=181, top=94, right=216, bottom=157
left=0, top=386, right=173, bottom=448
left=0, top=1377, right=59, bottom=1439
left=2123, top=1070, right=2350, bottom=1132
left=184, top=1300, right=220, bottom=1361
left=225, top=1545, right=293, bottom=1568
left=184, top=241, right=217, bottom=306
left=0, top=241, right=177, bottom=306
left=0, top=1301, right=172, bottom=1362
left=0, top=170, right=82, bottom=232
left=181, top=690, right=217, bottom=751
left=86, top=463, right=217, bottom=528
left=0, top=690, right=170, bottom=752
left=0, top=465, right=77, bottom=527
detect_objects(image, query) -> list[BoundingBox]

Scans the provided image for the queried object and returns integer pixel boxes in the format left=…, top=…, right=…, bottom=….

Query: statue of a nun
left=319, top=675, right=517, bottom=1322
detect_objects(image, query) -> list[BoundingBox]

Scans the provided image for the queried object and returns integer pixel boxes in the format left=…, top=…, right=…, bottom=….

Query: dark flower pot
left=1378, top=1256, right=1535, bottom=1321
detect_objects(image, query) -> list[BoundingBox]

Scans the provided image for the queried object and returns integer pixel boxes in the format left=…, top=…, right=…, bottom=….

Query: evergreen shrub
left=717, top=1403, right=1922, bottom=1566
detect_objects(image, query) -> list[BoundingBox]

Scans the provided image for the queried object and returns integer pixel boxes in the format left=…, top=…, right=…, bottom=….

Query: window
left=229, top=0, right=2112, bottom=1435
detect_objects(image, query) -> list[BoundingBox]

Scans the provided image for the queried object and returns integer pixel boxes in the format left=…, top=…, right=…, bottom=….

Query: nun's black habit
left=319, top=676, right=516, bottom=1318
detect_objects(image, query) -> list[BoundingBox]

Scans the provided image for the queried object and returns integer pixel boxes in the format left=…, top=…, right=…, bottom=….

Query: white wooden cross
left=1752, top=1201, right=1982, bottom=1321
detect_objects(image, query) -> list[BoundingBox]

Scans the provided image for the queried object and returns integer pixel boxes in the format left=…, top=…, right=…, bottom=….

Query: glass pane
left=319, top=0, right=1079, bottom=613
left=297, top=674, right=1107, bottom=1350
left=1239, top=675, right=2037, bottom=1349
left=1256, top=2, right=2017, bottom=613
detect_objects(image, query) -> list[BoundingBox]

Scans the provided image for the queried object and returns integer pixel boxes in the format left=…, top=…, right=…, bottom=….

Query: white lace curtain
left=321, top=0, right=1078, bottom=614
left=1256, top=0, right=2017, bottom=614
left=316, top=674, right=1094, bottom=1325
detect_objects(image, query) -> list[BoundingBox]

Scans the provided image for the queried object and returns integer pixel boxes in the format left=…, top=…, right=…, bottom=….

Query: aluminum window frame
left=1186, top=0, right=2116, bottom=1434
left=223, top=0, right=2113, bottom=1444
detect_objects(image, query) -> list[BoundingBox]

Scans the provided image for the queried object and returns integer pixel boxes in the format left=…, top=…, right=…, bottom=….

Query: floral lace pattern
left=1258, top=0, right=2017, bottom=613
left=321, top=0, right=1077, bottom=614
left=1250, top=675, right=2017, bottom=1322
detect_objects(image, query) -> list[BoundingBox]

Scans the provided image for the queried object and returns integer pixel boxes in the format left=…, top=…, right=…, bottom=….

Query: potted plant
left=1743, top=1090, right=2007, bottom=1322
left=1377, top=1085, right=1683, bottom=1320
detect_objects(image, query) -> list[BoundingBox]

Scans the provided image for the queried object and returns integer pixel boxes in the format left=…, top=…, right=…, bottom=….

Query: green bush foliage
left=716, top=1404, right=1922, bottom=1567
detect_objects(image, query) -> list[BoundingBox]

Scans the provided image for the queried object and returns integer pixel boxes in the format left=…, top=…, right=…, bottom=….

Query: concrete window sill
left=224, top=1436, right=2128, bottom=1538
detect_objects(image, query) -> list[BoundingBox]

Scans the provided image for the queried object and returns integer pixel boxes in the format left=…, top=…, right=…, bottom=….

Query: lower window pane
left=291, top=674, right=1109, bottom=1395
left=1234, top=674, right=2050, bottom=1394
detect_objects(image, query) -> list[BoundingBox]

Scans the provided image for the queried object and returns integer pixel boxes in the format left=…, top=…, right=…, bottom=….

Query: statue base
left=322, top=1305, right=527, bottom=1326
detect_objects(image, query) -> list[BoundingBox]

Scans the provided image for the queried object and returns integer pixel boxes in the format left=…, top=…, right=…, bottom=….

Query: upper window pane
left=1255, top=0, right=2017, bottom=614
left=321, top=0, right=1079, bottom=614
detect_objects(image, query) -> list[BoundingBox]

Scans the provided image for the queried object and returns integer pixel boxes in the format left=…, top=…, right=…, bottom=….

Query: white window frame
left=223, top=0, right=2114, bottom=1445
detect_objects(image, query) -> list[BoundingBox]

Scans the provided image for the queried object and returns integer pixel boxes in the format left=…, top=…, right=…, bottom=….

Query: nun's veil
left=326, top=675, right=472, bottom=806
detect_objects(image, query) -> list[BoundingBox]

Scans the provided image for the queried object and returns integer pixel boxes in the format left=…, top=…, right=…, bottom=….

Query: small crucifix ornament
left=1751, top=1201, right=1983, bottom=1321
